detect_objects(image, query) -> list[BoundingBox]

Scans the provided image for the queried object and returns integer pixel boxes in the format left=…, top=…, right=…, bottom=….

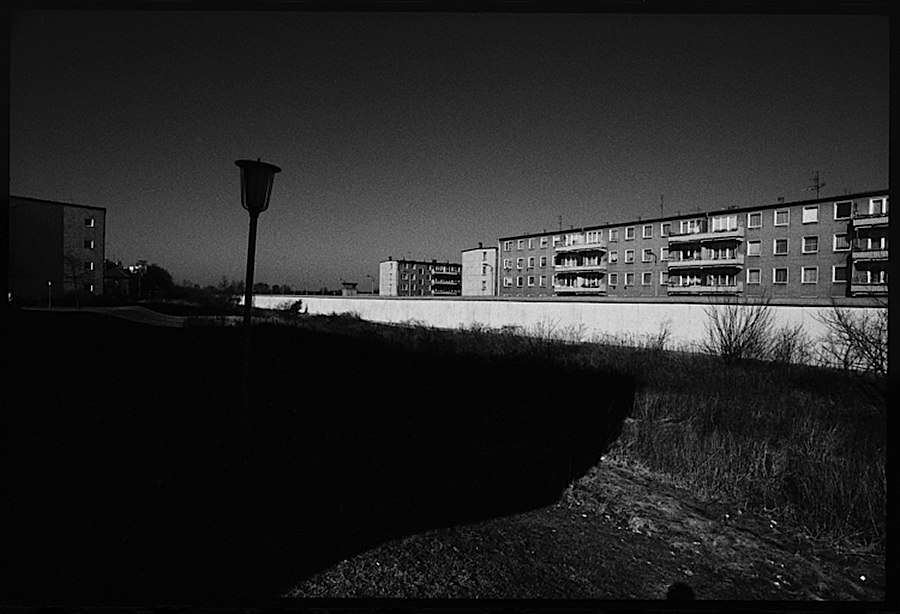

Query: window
left=528, top=238, right=534, bottom=249
left=660, top=247, right=669, bottom=261
left=624, top=272, right=635, bottom=286
left=516, top=258, right=524, bottom=269
left=773, top=238, right=789, bottom=255
left=540, top=236, right=548, bottom=248
left=747, top=212, right=762, bottom=228
left=802, top=205, right=819, bottom=224
left=624, top=249, right=634, bottom=263
left=747, top=240, right=761, bottom=257
left=774, top=209, right=789, bottom=226
left=504, top=241, right=513, bottom=252
left=711, top=214, right=737, bottom=232
left=481, top=264, right=489, bottom=275
left=832, top=265, right=847, bottom=283
left=83, top=239, right=95, bottom=249
left=609, top=273, right=618, bottom=286
left=503, top=258, right=512, bottom=269
left=802, top=236, right=819, bottom=254
left=401, top=273, right=409, bottom=280
left=539, top=275, right=547, bottom=287
left=746, top=269, right=761, bottom=285
left=586, top=230, right=602, bottom=243
left=642, top=224, right=652, bottom=239
left=503, top=276, right=513, bottom=287
left=539, top=256, right=547, bottom=267
left=527, top=276, right=535, bottom=287
left=833, top=233, right=850, bottom=252
left=88, top=284, right=95, bottom=294
left=527, top=257, right=535, bottom=268
left=517, top=239, right=525, bottom=250
left=834, top=201, right=852, bottom=220
left=84, top=217, right=95, bottom=228
left=642, top=248, right=654, bottom=263
left=552, top=235, right=561, bottom=247
left=642, top=271, right=652, bottom=285
left=625, top=226, right=635, bottom=240
left=773, top=268, right=788, bottom=284
left=680, top=219, right=701, bottom=234
left=802, top=267, right=818, bottom=284
left=609, top=251, right=619, bottom=264
left=481, top=280, right=487, bottom=291
left=609, top=229, right=619, bottom=242
left=516, top=276, right=524, bottom=287
left=869, top=198, right=887, bottom=214
left=660, top=271, right=669, bottom=285
left=83, top=261, right=94, bottom=271
left=660, top=222, right=671, bottom=237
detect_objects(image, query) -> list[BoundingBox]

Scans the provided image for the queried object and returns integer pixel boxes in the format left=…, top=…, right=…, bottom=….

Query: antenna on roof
left=660, top=195, right=664, bottom=218
left=805, top=171, right=825, bottom=199
left=558, top=215, right=562, bottom=232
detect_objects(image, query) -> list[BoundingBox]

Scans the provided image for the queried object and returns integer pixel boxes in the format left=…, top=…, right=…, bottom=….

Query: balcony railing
left=431, top=268, right=461, bottom=275
left=666, top=254, right=745, bottom=269
left=553, top=283, right=607, bottom=294
left=431, top=277, right=460, bottom=285
left=666, top=281, right=744, bottom=295
left=554, top=261, right=608, bottom=273
left=555, top=240, right=607, bottom=254
left=851, top=248, right=889, bottom=261
left=667, top=227, right=745, bottom=244
left=850, top=283, right=888, bottom=295
left=852, top=212, right=889, bottom=227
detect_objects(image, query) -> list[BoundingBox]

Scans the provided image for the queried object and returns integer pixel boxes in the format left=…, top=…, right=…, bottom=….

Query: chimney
left=777, top=197, right=785, bottom=203
left=478, top=241, right=483, bottom=249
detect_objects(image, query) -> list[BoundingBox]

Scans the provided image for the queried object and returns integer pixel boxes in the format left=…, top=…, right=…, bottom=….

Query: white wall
left=248, top=294, right=882, bottom=355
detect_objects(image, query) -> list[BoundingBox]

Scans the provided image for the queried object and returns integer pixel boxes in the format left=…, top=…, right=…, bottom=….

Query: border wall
left=247, top=294, right=885, bottom=354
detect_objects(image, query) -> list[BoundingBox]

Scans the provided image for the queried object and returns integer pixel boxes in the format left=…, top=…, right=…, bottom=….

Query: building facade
left=497, top=191, right=888, bottom=302
left=379, top=258, right=462, bottom=297
left=9, top=196, right=106, bottom=301
left=461, top=244, right=498, bottom=296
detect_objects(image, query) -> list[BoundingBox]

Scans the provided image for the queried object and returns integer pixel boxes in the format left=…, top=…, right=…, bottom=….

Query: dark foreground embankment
left=3, top=309, right=634, bottom=606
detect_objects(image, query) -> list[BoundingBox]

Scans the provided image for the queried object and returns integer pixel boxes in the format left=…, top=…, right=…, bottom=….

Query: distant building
left=9, top=196, right=106, bottom=301
left=461, top=243, right=498, bottom=296
left=497, top=190, right=888, bottom=302
left=379, top=258, right=462, bottom=296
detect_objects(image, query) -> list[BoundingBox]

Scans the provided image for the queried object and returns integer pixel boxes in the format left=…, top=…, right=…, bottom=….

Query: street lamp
left=47, top=280, right=52, bottom=308
left=236, top=158, right=281, bottom=328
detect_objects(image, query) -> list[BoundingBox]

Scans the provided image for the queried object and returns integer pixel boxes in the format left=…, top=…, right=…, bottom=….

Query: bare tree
left=62, top=253, right=95, bottom=307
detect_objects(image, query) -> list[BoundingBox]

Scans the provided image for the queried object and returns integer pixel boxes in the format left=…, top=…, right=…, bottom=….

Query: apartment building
left=9, top=196, right=106, bottom=301
left=461, top=243, right=498, bottom=296
left=379, top=257, right=462, bottom=297
left=497, top=190, right=888, bottom=302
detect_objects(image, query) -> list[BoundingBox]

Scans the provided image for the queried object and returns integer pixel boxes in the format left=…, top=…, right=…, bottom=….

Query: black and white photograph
left=6, top=2, right=889, bottom=608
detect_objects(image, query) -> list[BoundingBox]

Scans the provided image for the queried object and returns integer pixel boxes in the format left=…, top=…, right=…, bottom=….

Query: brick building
left=497, top=190, right=888, bottom=302
left=9, top=196, right=106, bottom=302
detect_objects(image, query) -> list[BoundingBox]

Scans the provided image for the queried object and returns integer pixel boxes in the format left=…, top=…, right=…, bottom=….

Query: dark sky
left=10, top=8, right=889, bottom=289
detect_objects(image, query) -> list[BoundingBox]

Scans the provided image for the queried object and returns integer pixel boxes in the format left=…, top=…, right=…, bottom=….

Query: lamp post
left=236, top=159, right=281, bottom=328
left=47, top=281, right=52, bottom=308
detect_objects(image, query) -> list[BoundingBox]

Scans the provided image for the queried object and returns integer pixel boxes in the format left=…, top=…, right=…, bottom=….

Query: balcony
left=666, top=254, right=745, bottom=269
left=667, top=227, right=745, bottom=244
left=431, top=277, right=460, bottom=285
left=432, top=288, right=460, bottom=296
left=667, top=281, right=744, bottom=295
left=431, top=268, right=460, bottom=275
left=553, top=283, right=607, bottom=295
left=852, top=248, right=889, bottom=262
left=554, top=261, right=608, bottom=274
left=850, top=283, right=888, bottom=295
left=555, top=239, right=607, bottom=254
left=852, top=212, right=889, bottom=228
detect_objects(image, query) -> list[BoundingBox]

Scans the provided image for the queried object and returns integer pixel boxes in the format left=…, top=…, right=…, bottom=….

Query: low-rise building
left=461, top=243, right=498, bottom=296
left=9, top=196, right=106, bottom=301
left=379, top=257, right=462, bottom=297
left=497, top=190, right=888, bottom=302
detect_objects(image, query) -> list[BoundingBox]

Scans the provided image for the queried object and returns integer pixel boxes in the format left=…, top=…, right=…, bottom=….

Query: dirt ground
left=286, top=457, right=885, bottom=601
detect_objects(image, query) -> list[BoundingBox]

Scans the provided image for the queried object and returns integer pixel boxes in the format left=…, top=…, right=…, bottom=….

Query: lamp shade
left=236, top=159, right=281, bottom=215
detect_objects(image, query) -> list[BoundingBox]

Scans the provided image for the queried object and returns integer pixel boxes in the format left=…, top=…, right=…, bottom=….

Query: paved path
left=24, top=306, right=187, bottom=327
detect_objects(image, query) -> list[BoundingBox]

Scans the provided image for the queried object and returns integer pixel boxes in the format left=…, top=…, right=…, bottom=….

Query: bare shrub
left=702, top=297, right=774, bottom=362
left=816, top=302, right=888, bottom=377
left=769, top=322, right=814, bottom=365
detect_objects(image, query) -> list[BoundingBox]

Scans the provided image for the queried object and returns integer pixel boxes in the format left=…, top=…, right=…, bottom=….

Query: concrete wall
left=248, top=294, right=884, bottom=355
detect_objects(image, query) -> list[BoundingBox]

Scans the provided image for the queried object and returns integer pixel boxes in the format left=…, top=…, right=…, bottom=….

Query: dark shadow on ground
left=3, top=309, right=634, bottom=606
